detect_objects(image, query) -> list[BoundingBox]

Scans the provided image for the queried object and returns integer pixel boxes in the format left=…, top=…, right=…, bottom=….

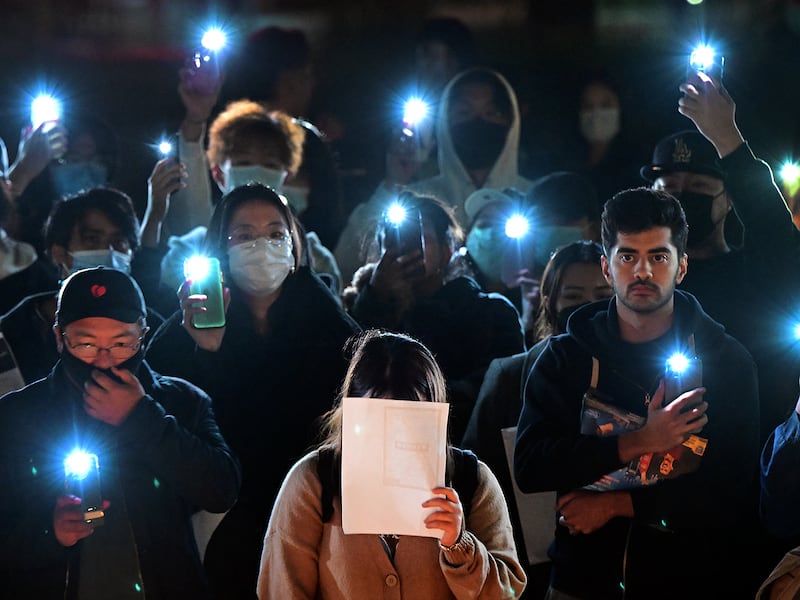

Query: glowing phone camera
left=664, top=352, right=703, bottom=405
left=687, top=44, right=724, bottom=82
left=64, top=449, right=104, bottom=527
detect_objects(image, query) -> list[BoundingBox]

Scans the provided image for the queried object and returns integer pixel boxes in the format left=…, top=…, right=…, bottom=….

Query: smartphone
left=64, top=451, right=104, bottom=527
left=664, top=355, right=703, bottom=405
left=158, top=136, right=178, bottom=163
left=687, top=48, right=724, bottom=83
left=184, top=256, right=226, bottom=329
left=384, top=208, right=425, bottom=255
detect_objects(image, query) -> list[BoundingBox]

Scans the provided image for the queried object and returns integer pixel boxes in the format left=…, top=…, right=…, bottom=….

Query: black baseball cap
left=640, top=130, right=726, bottom=182
left=56, top=267, right=146, bottom=328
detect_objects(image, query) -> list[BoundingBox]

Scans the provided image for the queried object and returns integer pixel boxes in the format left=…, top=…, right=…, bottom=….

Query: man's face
left=57, top=317, right=144, bottom=370
left=601, top=227, right=687, bottom=316
left=652, top=171, right=730, bottom=231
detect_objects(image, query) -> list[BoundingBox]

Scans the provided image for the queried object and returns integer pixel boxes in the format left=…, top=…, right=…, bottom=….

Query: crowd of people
left=2, top=15, right=800, bottom=600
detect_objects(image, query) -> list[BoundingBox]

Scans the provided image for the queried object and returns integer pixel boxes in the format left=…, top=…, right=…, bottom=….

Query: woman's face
left=554, top=261, right=613, bottom=314
left=226, top=199, right=291, bottom=248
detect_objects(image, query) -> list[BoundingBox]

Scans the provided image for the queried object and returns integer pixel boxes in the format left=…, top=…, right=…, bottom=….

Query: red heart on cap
left=91, top=284, right=107, bottom=298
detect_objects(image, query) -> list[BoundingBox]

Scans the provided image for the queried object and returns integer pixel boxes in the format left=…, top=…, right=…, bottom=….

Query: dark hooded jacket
left=514, top=290, right=760, bottom=599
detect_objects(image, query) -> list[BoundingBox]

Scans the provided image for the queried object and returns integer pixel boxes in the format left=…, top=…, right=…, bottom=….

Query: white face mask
left=222, top=165, right=288, bottom=194
left=280, top=184, right=309, bottom=215
left=579, top=108, right=621, bottom=144
left=227, top=237, right=294, bottom=297
left=69, top=249, right=132, bottom=275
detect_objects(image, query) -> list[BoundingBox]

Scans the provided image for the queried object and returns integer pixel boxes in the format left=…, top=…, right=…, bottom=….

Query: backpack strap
left=450, top=447, right=479, bottom=521
left=316, top=447, right=340, bottom=524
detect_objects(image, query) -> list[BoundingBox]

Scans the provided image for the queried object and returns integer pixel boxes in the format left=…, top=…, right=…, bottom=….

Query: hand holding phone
left=382, top=205, right=426, bottom=277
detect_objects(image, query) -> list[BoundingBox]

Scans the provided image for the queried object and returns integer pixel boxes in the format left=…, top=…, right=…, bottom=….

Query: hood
left=411, top=67, right=530, bottom=225
left=565, top=289, right=727, bottom=366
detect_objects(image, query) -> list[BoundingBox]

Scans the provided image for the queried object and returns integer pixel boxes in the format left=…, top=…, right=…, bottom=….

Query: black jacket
left=145, top=266, right=360, bottom=599
left=0, top=360, right=241, bottom=599
left=351, top=275, right=525, bottom=442
left=514, top=291, right=760, bottom=599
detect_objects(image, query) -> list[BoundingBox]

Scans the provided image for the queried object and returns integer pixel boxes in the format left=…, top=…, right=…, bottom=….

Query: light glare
left=201, top=28, right=227, bottom=52
left=158, top=140, right=173, bottom=156
left=666, top=352, right=690, bottom=375
left=403, top=98, right=428, bottom=126
left=31, top=94, right=61, bottom=129
left=386, top=203, right=407, bottom=225
left=505, top=214, right=530, bottom=239
left=690, top=45, right=716, bottom=71
left=184, top=255, right=211, bottom=281
left=64, top=450, right=97, bottom=480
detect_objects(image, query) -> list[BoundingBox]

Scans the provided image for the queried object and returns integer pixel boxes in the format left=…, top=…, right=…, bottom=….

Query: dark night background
left=1, top=0, right=798, bottom=218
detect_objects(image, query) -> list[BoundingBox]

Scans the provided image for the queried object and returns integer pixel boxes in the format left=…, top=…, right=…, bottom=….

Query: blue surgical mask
left=223, top=165, right=287, bottom=194
left=69, top=249, right=132, bottom=275
left=51, top=161, right=108, bottom=198
left=466, top=226, right=506, bottom=281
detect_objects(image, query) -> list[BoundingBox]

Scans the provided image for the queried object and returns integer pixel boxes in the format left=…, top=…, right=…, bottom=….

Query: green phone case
left=187, top=257, right=226, bottom=329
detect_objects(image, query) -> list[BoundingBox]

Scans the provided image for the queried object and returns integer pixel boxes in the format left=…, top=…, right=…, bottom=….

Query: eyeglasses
left=226, top=232, right=292, bottom=247
left=62, top=332, right=146, bottom=360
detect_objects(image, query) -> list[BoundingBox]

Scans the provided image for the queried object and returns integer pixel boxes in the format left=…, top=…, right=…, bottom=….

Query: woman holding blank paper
left=257, top=329, right=526, bottom=599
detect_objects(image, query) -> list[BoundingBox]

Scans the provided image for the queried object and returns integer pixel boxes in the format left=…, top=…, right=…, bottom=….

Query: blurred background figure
left=564, top=67, right=649, bottom=208
left=344, top=191, right=523, bottom=443
left=462, top=240, right=612, bottom=599
left=222, top=25, right=345, bottom=250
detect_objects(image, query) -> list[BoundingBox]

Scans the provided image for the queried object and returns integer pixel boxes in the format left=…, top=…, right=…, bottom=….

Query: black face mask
left=60, top=347, right=145, bottom=393
left=673, top=191, right=717, bottom=246
left=450, top=118, right=509, bottom=170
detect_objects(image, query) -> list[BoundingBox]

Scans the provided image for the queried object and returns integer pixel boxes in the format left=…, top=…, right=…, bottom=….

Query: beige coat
left=258, top=450, right=527, bottom=599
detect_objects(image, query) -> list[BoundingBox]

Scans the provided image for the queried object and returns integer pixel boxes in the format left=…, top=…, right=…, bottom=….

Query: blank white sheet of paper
left=341, top=396, right=449, bottom=538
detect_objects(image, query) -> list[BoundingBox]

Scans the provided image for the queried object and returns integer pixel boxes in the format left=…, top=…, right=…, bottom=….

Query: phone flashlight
left=31, top=94, right=61, bottom=131
left=382, top=201, right=425, bottom=272
left=64, top=449, right=104, bottom=526
left=781, top=161, right=800, bottom=196
left=505, top=214, right=530, bottom=239
left=664, top=352, right=703, bottom=405
left=403, top=98, right=428, bottom=128
left=185, top=26, right=227, bottom=96
left=688, top=44, right=724, bottom=81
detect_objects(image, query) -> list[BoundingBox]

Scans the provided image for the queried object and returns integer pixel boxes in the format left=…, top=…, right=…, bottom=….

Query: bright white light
left=64, top=450, right=97, bottom=480
left=31, top=94, right=61, bottom=130
left=666, top=352, right=690, bottom=375
left=158, top=140, right=173, bottom=156
left=403, top=98, right=428, bottom=126
left=793, top=323, right=800, bottom=340
left=184, top=255, right=211, bottom=281
left=201, top=28, right=227, bottom=52
left=781, top=162, right=800, bottom=185
left=505, top=214, right=530, bottom=239
left=386, top=203, right=407, bottom=226
left=689, top=45, right=716, bottom=71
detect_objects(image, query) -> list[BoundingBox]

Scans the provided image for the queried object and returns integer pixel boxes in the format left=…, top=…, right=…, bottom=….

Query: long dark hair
left=319, top=329, right=448, bottom=456
left=533, top=240, right=605, bottom=342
